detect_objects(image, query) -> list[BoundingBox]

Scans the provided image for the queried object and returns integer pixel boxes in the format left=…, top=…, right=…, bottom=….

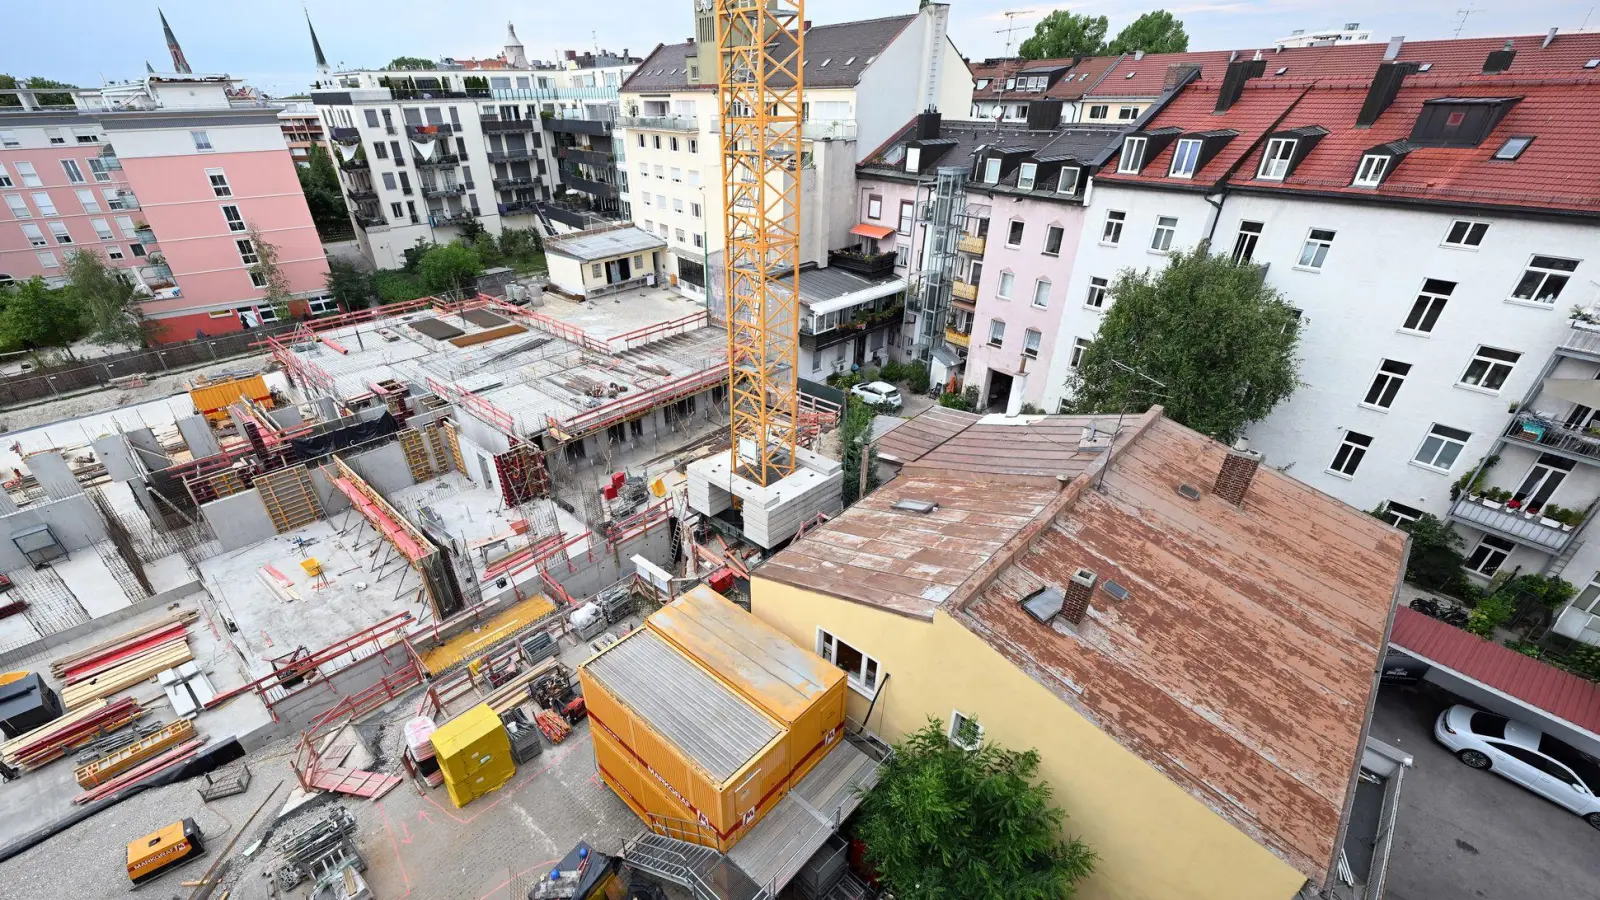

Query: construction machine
left=126, top=818, right=206, bottom=885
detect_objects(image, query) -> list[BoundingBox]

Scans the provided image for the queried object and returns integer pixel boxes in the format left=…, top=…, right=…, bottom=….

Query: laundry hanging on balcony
left=411, top=139, right=438, bottom=160
left=335, top=142, right=360, bottom=162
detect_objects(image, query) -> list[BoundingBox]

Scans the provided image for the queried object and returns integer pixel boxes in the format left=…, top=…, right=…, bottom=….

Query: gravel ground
left=0, top=353, right=273, bottom=434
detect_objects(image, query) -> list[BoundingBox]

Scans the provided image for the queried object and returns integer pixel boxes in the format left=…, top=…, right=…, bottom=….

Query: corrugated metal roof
left=545, top=225, right=666, bottom=261
left=1390, top=606, right=1600, bottom=735
left=622, top=15, right=916, bottom=94
left=583, top=630, right=781, bottom=783
left=728, top=741, right=880, bottom=892
left=874, top=406, right=979, bottom=465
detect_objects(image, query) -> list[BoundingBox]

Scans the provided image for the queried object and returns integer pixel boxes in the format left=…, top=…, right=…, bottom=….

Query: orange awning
left=850, top=223, right=896, bottom=240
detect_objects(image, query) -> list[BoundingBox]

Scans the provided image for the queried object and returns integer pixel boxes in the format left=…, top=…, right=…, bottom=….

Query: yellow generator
left=126, top=818, right=205, bottom=885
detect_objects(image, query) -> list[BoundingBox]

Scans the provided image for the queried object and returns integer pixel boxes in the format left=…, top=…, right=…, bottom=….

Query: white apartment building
left=617, top=2, right=971, bottom=299
left=1275, top=24, right=1374, bottom=49
left=1040, top=35, right=1600, bottom=641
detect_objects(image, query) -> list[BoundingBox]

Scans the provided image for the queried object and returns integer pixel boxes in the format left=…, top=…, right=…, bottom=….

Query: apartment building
left=1, top=75, right=329, bottom=342
left=1041, top=34, right=1600, bottom=632
left=1275, top=24, right=1374, bottom=49
left=618, top=2, right=971, bottom=298
left=278, top=101, right=326, bottom=167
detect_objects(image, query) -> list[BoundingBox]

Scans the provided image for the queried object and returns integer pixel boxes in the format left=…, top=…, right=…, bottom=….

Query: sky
left=6, top=0, right=1599, bottom=97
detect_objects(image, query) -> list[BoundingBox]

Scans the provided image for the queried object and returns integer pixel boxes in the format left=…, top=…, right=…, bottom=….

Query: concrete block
left=176, top=415, right=222, bottom=460
left=125, top=427, right=170, bottom=469
left=27, top=452, right=82, bottom=500
left=201, top=490, right=278, bottom=552
left=92, top=434, right=141, bottom=482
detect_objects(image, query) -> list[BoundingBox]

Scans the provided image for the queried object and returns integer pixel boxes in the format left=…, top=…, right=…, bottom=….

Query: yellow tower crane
left=716, top=0, right=805, bottom=488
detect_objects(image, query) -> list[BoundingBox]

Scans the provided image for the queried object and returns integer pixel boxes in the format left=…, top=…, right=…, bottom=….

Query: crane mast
left=716, top=0, right=805, bottom=488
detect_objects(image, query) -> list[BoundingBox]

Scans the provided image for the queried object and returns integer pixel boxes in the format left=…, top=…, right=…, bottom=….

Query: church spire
left=159, top=8, right=192, bottom=74
left=307, top=10, right=330, bottom=75
left=504, top=21, right=528, bottom=68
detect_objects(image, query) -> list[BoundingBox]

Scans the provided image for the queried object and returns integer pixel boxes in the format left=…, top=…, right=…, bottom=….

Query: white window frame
left=36, top=250, right=60, bottom=269
left=221, top=204, right=246, bottom=232
left=1380, top=501, right=1424, bottom=529
left=236, top=237, right=259, bottom=266
left=1361, top=359, right=1410, bottom=410
left=191, top=130, right=214, bottom=151
left=1005, top=219, right=1024, bottom=248
left=1017, top=162, right=1037, bottom=191
left=1297, top=228, right=1335, bottom=271
left=48, top=221, right=72, bottom=245
left=988, top=318, right=1005, bottom=348
left=87, top=158, right=110, bottom=182
left=1043, top=224, right=1064, bottom=257
left=1023, top=328, right=1041, bottom=359
left=1056, top=167, right=1079, bottom=194
left=983, top=157, right=1001, bottom=184
left=1101, top=210, right=1125, bottom=246
left=0, top=163, right=10, bottom=188
left=1329, top=430, right=1373, bottom=478
left=1118, top=105, right=1139, bottom=120
left=866, top=196, right=882, bottom=220
left=997, top=271, right=1014, bottom=299
left=1031, top=278, right=1050, bottom=309
left=61, top=159, right=85, bottom=184
left=1353, top=154, right=1388, bottom=187
left=1169, top=138, right=1202, bottom=178
left=106, top=245, right=124, bottom=260
left=90, top=218, right=114, bottom=241
left=1467, top=534, right=1515, bottom=576
left=20, top=223, right=46, bottom=247
left=1259, top=137, right=1296, bottom=180
left=72, top=189, right=100, bottom=214
left=1458, top=345, right=1521, bottom=394
left=1413, top=424, right=1470, bottom=473
left=1232, top=221, right=1263, bottom=265
left=32, top=192, right=57, bottom=217
left=1150, top=216, right=1178, bottom=252
left=1117, top=137, right=1147, bottom=174
left=1442, top=219, right=1489, bottom=249
left=1402, top=279, right=1454, bottom=335
left=816, top=628, right=881, bottom=698
left=207, top=168, right=231, bottom=197
left=1069, top=337, right=1091, bottom=368
left=1088, top=104, right=1108, bottom=120
left=1085, top=276, right=1109, bottom=309
left=1509, top=255, right=1580, bottom=305
left=5, top=194, right=32, bottom=219
left=14, top=161, right=40, bottom=188
left=948, top=710, right=983, bottom=750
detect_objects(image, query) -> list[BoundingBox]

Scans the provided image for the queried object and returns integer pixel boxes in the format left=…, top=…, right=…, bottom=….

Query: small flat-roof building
left=544, top=225, right=668, bottom=299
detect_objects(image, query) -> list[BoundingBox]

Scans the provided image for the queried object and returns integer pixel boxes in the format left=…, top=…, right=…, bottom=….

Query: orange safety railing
left=546, top=365, right=728, bottom=442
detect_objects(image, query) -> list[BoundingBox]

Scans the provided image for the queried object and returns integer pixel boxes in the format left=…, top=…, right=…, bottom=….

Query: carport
left=1386, top=606, right=1600, bottom=757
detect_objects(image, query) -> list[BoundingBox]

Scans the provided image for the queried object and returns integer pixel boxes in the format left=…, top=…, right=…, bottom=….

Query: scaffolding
left=911, top=166, right=967, bottom=363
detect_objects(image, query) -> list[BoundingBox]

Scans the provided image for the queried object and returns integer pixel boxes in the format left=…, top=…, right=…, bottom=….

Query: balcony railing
left=945, top=328, right=971, bottom=349
left=957, top=234, right=986, bottom=255
left=429, top=211, right=476, bottom=227
left=346, top=187, right=377, bottom=202
left=407, top=123, right=455, bottom=138
left=619, top=114, right=699, bottom=132
left=339, top=156, right=370, bottom=171
left=330, top=126, right=361, bottom=143
left=487, top=149, right=537, bottom=164
left=1504, top=412, right=1600, bottom=465
left=543, top=117, right=611, bottom=136
left=1560, top=321, right=1600, bottom=360
left=108, top=193, right=139, bottom=210
left=355, top=214, right=389, bottom=231
left=416, top=153, right=460, bottom=167
left=828, top=248, right=897, bottom=278
left=498, top=201, right=541, bottom=215
left=480, top=117, right=536, bottom=133
left=802, top=119, right=857, bottom=141
left=422, top=183, right=466, bottom=198
left=562, top=174, right=618, bottom=199
left=800, top=306, right=906, bottom=351
left=559, top=147, right=611, bottom=168
left=132, top=227, right=157, bottom=245
left=952, top=279, right=978, bottom=301
left=1447, top=496, right=1584, bottom=554
left=493, top=175, right=540, bottom=189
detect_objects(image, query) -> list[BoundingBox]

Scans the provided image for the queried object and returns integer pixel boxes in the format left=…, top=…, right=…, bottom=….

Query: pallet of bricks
left=53, top=610, right=199, bottom=710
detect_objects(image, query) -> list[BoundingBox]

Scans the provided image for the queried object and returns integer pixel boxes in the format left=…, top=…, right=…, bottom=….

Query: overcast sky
left=8, top=1, right=1599, bottom=96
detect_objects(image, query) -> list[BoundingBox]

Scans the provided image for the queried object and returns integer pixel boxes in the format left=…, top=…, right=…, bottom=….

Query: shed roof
left=873, top=405, right=980, bottom=465
left=544, top=225, right=666, bottom=261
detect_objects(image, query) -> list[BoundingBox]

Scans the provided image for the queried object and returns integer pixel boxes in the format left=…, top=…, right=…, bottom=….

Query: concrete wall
left=450, top=406, right=513, bottom=456
left=200, top=490, right=278, bottom=552
left=26, top=452, right=81, bottom=500
left=0, top=495, right=106, bottom=570
left=0, top=585, right=204, bottom=670
left=176, top=415, right=222, bottom=460
left=92, top=435, right=139, bottom=483
left=263, top=641, right=416, bottom=736
left=308, top=465, right=352, bottom=517
left=344, top=442, right=415, bottom=499
left=750, top=580, right=1308, bottom=900
left=125, top=427, right=169, bottom=469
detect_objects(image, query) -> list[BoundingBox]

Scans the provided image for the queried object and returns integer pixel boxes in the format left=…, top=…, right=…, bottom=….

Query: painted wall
left=0, top=129, right=138, bottom=286
left=854, top=16, right=973, bottom=159
left=618, top=111, right=715, bottom=289
left=750, top=578, right=1308, bottom=900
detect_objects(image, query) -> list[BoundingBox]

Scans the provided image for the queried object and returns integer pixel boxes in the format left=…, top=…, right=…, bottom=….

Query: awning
left=850, top=223, right=895, bottom=240
left=1542, top=377, right=1600, bottom=408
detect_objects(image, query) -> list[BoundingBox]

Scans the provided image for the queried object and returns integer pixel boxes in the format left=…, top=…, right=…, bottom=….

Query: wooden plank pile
left=0, top=697, right=144, bottom=770
left=74, top=718, right=197, bottom=788
left=51, top=611, right=198, bottom=710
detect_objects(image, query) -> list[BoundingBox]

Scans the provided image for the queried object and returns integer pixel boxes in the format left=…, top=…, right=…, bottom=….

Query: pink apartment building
left=1, top=75, right=329, bottom=343
left=855, top=116, right=1124, bottom=410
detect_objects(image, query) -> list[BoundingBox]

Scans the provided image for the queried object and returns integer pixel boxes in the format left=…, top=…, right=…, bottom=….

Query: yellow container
left=429, top=703, right=515, bottom=808
left=300, top=558, right=323, bottom=577
left=190, top=374, right=272, bottom=420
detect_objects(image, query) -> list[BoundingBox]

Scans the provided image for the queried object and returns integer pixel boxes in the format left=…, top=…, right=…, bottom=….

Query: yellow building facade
left=751, top=579, right=1308, bottom=900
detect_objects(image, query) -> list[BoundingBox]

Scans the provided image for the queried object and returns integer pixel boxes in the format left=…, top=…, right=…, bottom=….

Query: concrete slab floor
left=50, top=550, right=133, bottom=619
left=389, top=472, right=587, bottom=560
left=536, top=286, right=708, bottom=340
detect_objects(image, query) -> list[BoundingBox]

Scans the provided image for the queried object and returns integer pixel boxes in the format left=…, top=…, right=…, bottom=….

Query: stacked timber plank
left=74, top=718, right=196, bottom=788
left=0, top=697, right=144, bottom=770
left=51, top=611, right=198, bottom=710
left=483, top=659, right=558, bottom=718
left=51, top=611, right=198, bottom=682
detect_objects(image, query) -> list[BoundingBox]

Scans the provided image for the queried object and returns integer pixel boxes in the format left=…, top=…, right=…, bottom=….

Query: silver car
left=1435, top=704, right=1600, bottom=829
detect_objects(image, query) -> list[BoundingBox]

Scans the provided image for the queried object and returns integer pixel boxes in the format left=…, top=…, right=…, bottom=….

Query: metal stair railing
left=622, top=823, right=772, bottom=900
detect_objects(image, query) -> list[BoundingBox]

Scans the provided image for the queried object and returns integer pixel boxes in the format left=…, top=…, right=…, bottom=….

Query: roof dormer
left=1408, top=97, right=1521, bottom=148
left=1115, top=127, right=1181, bottom=176
left=1168, top=130, right=1238, bottom=179
left=1352, top=141, right=1412, bottom=187
left=1256, top=126, right=1327, bottom=181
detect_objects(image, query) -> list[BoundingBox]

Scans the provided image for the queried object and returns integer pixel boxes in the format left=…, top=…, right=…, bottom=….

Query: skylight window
left=1494, top=135, right=1534, bottom=160
left=1125, top=71, right=1136, bottom=78
left=1418, top=63, right=1433, bottom=72
left=1020, top=586, right=1065, bottom=624
left=1275, top=66, right=1288, bottom=75
left=1587, top=59, right=1600, bottom=69
left=845, top=57, right=856, bottom=65
left=820, top=59, right=830, bottom=67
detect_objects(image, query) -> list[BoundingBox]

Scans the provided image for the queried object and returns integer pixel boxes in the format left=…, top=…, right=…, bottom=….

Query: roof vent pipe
left=1134, top=50, right=1145, bottom=60
left=1383, top=36, right=1404, bottom=61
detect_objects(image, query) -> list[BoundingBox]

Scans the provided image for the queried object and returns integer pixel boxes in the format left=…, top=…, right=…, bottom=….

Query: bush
left=1398, top=514, right=1467, bottom=592
left=905, top=360, right=930, bottom=395
left=417, top=244, right=484, bottom=295
left=938, top=391, right=972, bottom=411
left=372, top=270, right=429, bottom=304
left=1466, top=591, right=1516, bottom=637
left=879, top=360, right=906, bottom=383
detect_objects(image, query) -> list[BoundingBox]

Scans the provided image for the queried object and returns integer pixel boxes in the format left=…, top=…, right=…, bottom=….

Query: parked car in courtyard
left=1435, top=704, right=1600, bottom=828
left=850, top=381, right=902, bottom=408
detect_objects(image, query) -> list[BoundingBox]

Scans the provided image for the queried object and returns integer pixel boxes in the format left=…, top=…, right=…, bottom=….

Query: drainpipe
left=1202, top=189, right=1227, bottom=251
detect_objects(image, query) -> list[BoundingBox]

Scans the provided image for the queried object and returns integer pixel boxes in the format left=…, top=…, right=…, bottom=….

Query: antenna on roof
left=1094, top=359, right=1169, bottom=490
left=997, top=10, right=1036, bottom=57
left=1452, top=7, right=1482, bottom=39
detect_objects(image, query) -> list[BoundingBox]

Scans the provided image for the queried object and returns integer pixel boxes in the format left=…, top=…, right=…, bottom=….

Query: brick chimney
left=1214, top=440, right=1262, bottom=506
left=1060, top=568, right=1097, bottom=625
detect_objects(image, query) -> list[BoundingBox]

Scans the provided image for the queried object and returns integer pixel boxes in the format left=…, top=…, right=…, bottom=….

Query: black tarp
left=288, top=411, right=399, bottom=459
left=0, top=674, right=63, bottom=740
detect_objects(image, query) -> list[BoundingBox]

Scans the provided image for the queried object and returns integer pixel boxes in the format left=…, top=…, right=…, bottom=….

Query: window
left=1117, top=137, right=1147, bottom=174
left=1032, top=278, right=1050, bottom=308
left=207, top=168, right=231, bottom=197
left=637, top=134, right=645, bottom=148
left=691, top=202, right=702, bottom=219
left=1023, top=328, right=1041, bottom=359
left=129, top=242, right=146, bottom=257
left=640, top=190, right=651, bottom=205
left=1353, top=154, right=1388, bottom=187
left=306, top=295, right=340, bottom=315
left=87, top=158, right=110, bottom=182
left=48, top=221, right=71, bottom=244
left=1443, top=219, right=1488, bottom=248
left=32, top=193, right=56, bottom=217
left=20, top=223, right=45, bottom=247
left=1169, top=139, right=1202, bottom=178
left=1379, top=500, right=1424, bottom=528
left=1513, top=453, right=1575, bottom=508
left=1057, top=167, right=1079, bottom=194
left=669, top=137, right=679, bottom=152
left=390, top=140, right=404, bottom=162
left=235, top=237, right=259, bottom=265
left=5, top=194, right=31, bottom=219
left=1362, top=359, right=1411, bottom=409
left=949, top=711, right=983, bottom=750
left=36, top=251, right=59, bottom=269
left=390, top=202, right=403, bottom=218
left=1226, top=220, right=1264, bottom=265
left=1085, top=276, right=1109, bottom=309
left=61, top=159, right=84, bottom=184
left=655, top=195, right=665, bottom=209
left=382, top=172, right=397, bottom=191
left=675, top=228, right=686, bottom=244
left=689, top=139, right=698, bottom=154
left=250, top=271, right=268, bottom=289
left=0, top=131, right=17, bottom=148
left=75, top=189, right=101, bottom=214
left=44, top=128, right=65, bottom=144
left=1118, top=105, right=1139, bottom=120
left=1459, top=345, right=1520, bottom=392
left=1329, top=430, right=1373, bottom=477
left=1510, top=255, right=1579, bottom=304
left=220, top=204, right=245, bottom=232
left=90, top=218, right=113, bottom=241
left=191, top=130, right=213, bottom=151
left=670, top=167, right=682, bottom=182
left=652, top=135, right=661, bottom=150
left=1018, top=162, right=1037, bottom=190
left=983, top=157, right=1000, bottom=184
left=653, top=164, right=664, bottom=179
left=1006, top=220, right=1024, bottom=247
left=1403, top=278, right=1454, bottom=333
left=0, top=163, right=9, bottom=188
left=1414, top=424, right=1470, bottom=472
left=867, top=195, right=882, bottom=220
left=693, top=233, right=703, bottom=249
left=997, top=271, right=1014, bottom=299
left=1259, top=137, right=1296, bottom=179
left=372, top=142, right=388, bottom=160
left=1101, top=210, right=1125, bottom=245
left=1043, top=225, right=1063, bottom=256
left=817, top=629, right=881, bottom=697
left=1150, top=216, right=1177, bottom=252
left=988, top=318, right=1005, bottom=347
left=106, top=245, right=124, bottom=260
left=1493, top=136, right=1534, bottom=160
left=15, top=162, right=40, bottom=187
left=1297, top=228, right=1335, bottom=269
left=1467, top=535, right=1515, bottom=576
left=1088, top=104, right=1108, bottom=120
left=116, top=215, right=136, bottom=238
left=1069, top=337, right=1091, bottom=368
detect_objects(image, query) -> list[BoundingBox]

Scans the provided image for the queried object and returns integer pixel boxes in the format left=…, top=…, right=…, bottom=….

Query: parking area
left=1370, top=683, right=1599, bottom=900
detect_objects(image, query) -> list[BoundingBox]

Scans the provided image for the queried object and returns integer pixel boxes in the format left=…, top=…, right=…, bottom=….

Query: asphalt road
left=1370, top=683, right=1600, bottom=900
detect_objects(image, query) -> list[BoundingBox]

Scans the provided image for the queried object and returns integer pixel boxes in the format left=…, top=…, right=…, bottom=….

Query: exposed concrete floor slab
left=144, top=551, right=194, bottom=594
left=0, top=610, right=42, bottom=651
left=536, top=286, right=708, bottom=340
left=51, top=550, right=133, bottom=619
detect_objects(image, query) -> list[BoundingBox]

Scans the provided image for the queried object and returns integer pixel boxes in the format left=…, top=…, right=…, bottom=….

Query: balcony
left=1503, top=412, right=1600, bottom=466
left=957, top=234, right=986, bottom=255
left=330, top=126, right=361, bottom=144
left=802, top=119, right=857, bottom=141
left=132, top=227, right=157, bottom=245
left=1552, top=603, right=1600, bottom=647
left=952, top=279, right=978, bottom=301
left=416, top=152, right=460, bottom=168
left=480, top=117, right=535, bottom=134
left=945, top=328, right=971, bottom=349
left=619, top=114, right=698, bottom=132
left=108, top=192, right=139, bottom=211
left=98, top=145, right=123, bottom=171
left=339, top=156, right=370, bottom=171
left=355, top=214, right=389, bottom=232
left=487, top=149, right=537, bottom=164
left=422, top=183, right=466, bottom=199
left=429, top=210, right=476, bottom=227
left=498, top=201, right=540, bottom=215
left=559, top=147, right=611, bottom=168
left=346, top=187, right=377, bottom=202
left=1560, top=321, right=1600, bottom=361
left=543, top=117, right=611, bottom=137
left=828, top=248, right=898, bottom=278
left=1447, top=496, right=1586, bottom=554
left=562, top=174, right=619, bottom=199
left=801, top=306, right=906, bottom=352
left=406, top=123, right=455, bottom=138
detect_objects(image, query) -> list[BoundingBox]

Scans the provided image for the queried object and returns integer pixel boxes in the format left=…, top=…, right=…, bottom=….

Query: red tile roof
left=1390, top=606, right=1600, bottom=736
left=970, top=55, right=1121, bottom=102
left=1098, top=81, right=1308, bottom=188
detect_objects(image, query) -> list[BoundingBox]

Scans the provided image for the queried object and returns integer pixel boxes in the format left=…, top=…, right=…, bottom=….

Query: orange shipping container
left=189, top=375, right=272, bottom=421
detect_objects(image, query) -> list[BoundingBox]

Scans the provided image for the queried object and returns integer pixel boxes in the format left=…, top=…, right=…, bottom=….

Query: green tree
left=0, top=75, right=77, bottom=107
left=840, top=397, right=880, bottom=507
left=325, top=259, right=376, bottom=311
left=1107, top=10, right=1190, bottom=55
left=245, top=224, right=294, bottom=323
left=1064, top=246, right=1300, bottom=443
left=0, top=278, right=84, bottom=356
left=1019, top=12, right=1109, bottom=60
left=417, top=244, right=484, bottom=295
left=64, top=249, right=144, bottom=346
left=296, top=145, right=349, bottom=239
left=858, top=720, right=1095, bottom=900
left=384, top=56, right=435, bottom=71
left=1394, top=513, right=1469, bottom=594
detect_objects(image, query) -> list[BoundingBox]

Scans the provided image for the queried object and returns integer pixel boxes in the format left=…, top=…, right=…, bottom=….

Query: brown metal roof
left=873, top=406, right=978, bottom=466
left=905, top=413, right=1139, bottom=484
left=958, top=418, right=1406, bottom=885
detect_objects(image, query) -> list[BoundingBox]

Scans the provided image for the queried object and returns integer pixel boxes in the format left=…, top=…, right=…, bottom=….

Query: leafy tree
left=373, top=270, right=429, bottom=304
left=1396, top=513, right=1467, bottom=592
left=64, top=249, right=144, bottom=346
left=1107, top=10, right=1190, bottom=55
left=325, top=259, right=376, bottom=310
left=470, top=233, right=504, bottom=267
left=245, top=224, right=294, bottom=323
left=858, top=720, right=1095, bottom=900
left=840, top=397, right=880, bottom=507
left=1064, top=246, right=1300, bottom=443
left=384, top=56, right=435, bottom=71
left=0, top=278, right=84, bottom=356
left=1019, top=12, right=1109, bottom=60
left=296, top=145, right=349, bottom=239
left=417, top=244, right=484, bottom=295
left=0, top=74, right=77, bottom=107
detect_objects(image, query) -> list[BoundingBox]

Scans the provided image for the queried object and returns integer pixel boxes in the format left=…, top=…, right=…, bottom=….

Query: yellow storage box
left=429, top=702, right=515, bottom=808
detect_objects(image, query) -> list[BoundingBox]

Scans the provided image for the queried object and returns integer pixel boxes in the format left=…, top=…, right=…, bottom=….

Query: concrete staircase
left=621, top=831, right=770, bottom=900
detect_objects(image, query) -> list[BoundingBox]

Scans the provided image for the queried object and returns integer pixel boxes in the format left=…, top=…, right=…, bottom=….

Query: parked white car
left=850, top=381, right=902, bottom=408
left=1435, top=704, right=1600, bottom=829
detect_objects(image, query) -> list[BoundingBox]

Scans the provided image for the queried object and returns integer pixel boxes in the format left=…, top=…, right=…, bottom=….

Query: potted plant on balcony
left=1481, top=487, right=1507, bottom=509
left=1572, top=304, right=1600, bottom=332
left=1523, top=503, right=1542, bottom=520
left=1506, top=496, right=1524, bottom=514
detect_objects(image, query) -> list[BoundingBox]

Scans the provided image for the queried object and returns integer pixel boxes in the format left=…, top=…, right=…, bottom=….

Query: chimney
left=1213, top=440, right=1262, bottom=506
left=1164, top=63, right=1201, bottom=88
left=1357, top=60, right=1419, bottom=126
left=1383, top=36, right=1404, bottom=61
left=1214, top=58, right=1266, bottom=112
left=1060, top=568, right=1097, bottom=625
left=1543, top=27, right=1558, bottom=49
left=1483, top=40, right=1517, bottom=73
left=916, top=109, right=942, bottom=140
left=1134, top=50, right=1145, bottom=61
